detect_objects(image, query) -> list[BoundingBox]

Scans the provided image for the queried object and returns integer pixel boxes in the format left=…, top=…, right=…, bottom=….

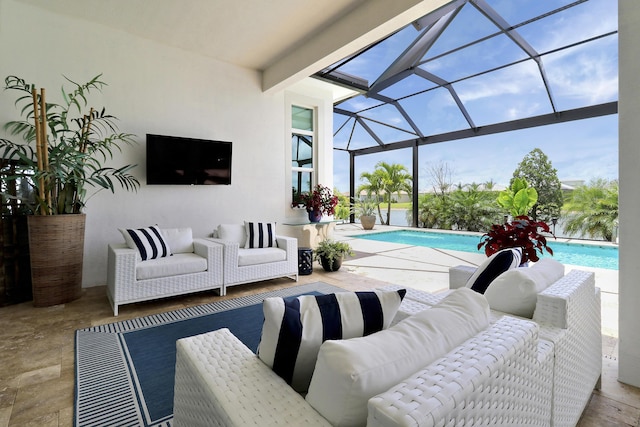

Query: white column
left=618, top=0, right=640, bottom=387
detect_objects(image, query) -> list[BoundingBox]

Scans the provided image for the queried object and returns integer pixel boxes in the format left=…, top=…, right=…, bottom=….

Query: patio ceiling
left=316, top=0, right=618, bottom=156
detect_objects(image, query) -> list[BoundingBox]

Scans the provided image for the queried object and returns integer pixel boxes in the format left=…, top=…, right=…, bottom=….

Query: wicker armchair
left=208, top=223, right=298, bottom=294
left=107, top=228, right=223, bottom=316
left=173, top=316, right=553, bottom=427
left=446, top=266, right=602, bottom=427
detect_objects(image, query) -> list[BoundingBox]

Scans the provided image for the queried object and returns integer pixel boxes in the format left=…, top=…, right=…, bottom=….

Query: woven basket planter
left=28, top=214, right=85, bottom=307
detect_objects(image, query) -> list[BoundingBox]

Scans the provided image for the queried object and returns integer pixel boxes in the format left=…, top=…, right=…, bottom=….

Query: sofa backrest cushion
left=244, top=221, right=276, bottom=248
left=216, top=224, right=246, bottom=247
left=484, top=258, right=565, bottom=318
left=305, top=287, right=490, bottom=427
left=119, top=225, right=171, bottom=261
left=161, top=227, right=194, bottom=254
left=466, top=247, right=522, bottom=293
left=257, top=289, right=406, bottom=393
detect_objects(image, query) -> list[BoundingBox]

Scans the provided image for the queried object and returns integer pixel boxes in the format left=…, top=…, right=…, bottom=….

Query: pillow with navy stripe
left=257, top=289, right=406, bottom=393
left=465, top=247, right=522, bottom=294
left=244, top=221, right=276, bottom=248
left=119, top=225, right=171, bottom=261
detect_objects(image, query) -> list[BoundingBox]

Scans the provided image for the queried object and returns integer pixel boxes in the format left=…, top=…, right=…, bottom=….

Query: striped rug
left=74, top=282, right=343, bottom=427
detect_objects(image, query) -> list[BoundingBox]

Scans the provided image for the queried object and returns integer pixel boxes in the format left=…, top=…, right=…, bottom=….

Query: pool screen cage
left=314, top=0, right=618, bottom=226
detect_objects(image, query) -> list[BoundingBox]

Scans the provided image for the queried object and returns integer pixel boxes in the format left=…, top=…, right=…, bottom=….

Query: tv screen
left=146, top=134, right=232, bottom=185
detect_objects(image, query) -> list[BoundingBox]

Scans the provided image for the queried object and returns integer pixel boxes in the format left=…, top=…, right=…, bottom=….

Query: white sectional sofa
left=208, top=223, right=298, bottom=293
left=107, top=227, right=223, bottom=316
left=172, top=266, right=601, bottom=427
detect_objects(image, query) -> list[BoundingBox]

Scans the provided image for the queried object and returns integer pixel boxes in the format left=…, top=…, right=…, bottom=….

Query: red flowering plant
left=478, top=215, right=555, bottom=264
left=300, top=184, right=339, bottom=216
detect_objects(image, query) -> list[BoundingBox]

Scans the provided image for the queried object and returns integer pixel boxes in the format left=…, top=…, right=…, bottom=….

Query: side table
left=298, top=247, right=313, bottom=275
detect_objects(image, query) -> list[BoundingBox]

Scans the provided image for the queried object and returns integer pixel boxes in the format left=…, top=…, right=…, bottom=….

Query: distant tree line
left=338, top=148, right=618, bottom=241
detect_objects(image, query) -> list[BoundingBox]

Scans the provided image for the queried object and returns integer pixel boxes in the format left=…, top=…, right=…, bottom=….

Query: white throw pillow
left=161, top=227, right=193, bottom=254
left=119, top=225, right=171, bottom=261
left=466, top=247, right=522, bottom=293
left=244, top=221, right=276, bottom=248
left=257, top=289, right=406, bottom=393
left=216, top=224, right=246, bottom=246
left=484, top=258, right=565, bottom=318
left=304, top=287, right=490, bottom=427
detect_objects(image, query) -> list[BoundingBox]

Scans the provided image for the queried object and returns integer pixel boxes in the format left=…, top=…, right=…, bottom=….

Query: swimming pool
left=354, top=230, right=618, bottom=270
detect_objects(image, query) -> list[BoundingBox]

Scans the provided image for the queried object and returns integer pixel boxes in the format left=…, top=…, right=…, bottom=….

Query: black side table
left=298, top=247, right=313, bottom=275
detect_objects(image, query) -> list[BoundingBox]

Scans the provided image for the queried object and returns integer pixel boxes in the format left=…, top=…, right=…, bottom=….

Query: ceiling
left=16, top=0, right=367, bottom=70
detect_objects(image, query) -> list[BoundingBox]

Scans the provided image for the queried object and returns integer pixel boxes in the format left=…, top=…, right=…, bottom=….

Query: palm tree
left=449, top=183, right=501, bottom=231
left=357, top=169, right=384, bottom=222
left=374, top=161, right=412, bottom=225
left=562, top=178, right=618, bottom=241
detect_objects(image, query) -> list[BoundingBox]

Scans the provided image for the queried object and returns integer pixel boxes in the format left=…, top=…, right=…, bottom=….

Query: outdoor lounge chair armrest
left=107, top=243, right=137, bottom=284
left=276, top=235, right=298, bottom=260
left=368, top=316, right=551, bottom=427
left=533, top=269, right=597, bottom=329
left=449, top=265, right=476, bottom=289
left=192, top=238, right=223, bottom=265
left=173, top=328, right=330, bottom=427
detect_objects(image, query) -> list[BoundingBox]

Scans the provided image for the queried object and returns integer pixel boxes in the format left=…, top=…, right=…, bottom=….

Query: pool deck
left=332, top=223, right=620, bottom=338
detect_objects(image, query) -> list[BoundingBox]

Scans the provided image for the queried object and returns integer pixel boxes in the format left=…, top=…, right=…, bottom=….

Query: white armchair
left=209, top=223, right=298, bottom=294
left=107, top=227, right=223, bottom=316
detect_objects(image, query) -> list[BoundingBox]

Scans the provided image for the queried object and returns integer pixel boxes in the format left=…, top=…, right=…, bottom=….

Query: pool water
left=354, top=230, right=618, bottom=270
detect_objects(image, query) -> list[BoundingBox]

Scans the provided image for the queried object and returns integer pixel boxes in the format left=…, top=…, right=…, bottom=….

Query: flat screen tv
left=146, top=134, right=232, bottom=185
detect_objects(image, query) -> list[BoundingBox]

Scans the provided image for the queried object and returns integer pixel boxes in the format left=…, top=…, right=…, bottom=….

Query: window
left=291, top=105, right=315, bottom=206
left=0, top=159, right=34, bottom=215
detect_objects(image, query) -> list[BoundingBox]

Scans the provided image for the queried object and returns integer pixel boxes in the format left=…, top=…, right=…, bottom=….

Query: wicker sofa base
left=107, top=238, right=224, bottom=316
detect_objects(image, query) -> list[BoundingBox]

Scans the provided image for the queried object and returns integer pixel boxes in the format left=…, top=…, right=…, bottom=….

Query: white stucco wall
left=0, top=0, right=333, bottom=286
left=618, top=0, right=640, bottom=388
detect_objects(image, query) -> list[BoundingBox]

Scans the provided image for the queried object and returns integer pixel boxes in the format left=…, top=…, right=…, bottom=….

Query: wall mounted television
left=146, top=134, right=232, bottom=185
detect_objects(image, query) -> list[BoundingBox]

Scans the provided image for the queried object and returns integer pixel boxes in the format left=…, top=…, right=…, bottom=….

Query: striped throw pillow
left=257, top=289, right=406, bottom=393
left=244, top=221, right=276, bottom=248
left=466, top=247, right=522, bottom=294
left=120, top=225, right=171, bottom=261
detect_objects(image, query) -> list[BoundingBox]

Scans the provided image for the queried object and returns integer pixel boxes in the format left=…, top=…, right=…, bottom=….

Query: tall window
left=291, top=105, right=315, bottom=205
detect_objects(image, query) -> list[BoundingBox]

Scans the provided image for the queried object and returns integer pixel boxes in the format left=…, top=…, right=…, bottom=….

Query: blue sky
left=331, top=0, right=618, bottom=194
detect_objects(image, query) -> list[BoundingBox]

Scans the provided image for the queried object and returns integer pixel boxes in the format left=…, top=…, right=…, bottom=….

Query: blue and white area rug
left=74, top=282, right=343, bottom=427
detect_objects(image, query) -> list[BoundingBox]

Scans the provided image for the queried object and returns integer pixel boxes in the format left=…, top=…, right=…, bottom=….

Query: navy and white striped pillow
left=244, top=221, right=276, bottom=248
left=120, top=225, right=171, bottom=261
left=257, top=289, right=406, bottom=393
left=466, top=247, right=522, bottom=294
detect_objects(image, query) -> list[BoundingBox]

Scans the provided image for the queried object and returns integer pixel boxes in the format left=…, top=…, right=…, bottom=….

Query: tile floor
left=0, top=225, right=637, bottom=426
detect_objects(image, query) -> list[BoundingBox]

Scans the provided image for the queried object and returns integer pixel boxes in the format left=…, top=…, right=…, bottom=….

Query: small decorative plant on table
left=299, top=184, right=339, bottom=223
left=478, top=178, right=554, bottom=264
left=314, top=239, right=354, bottom=272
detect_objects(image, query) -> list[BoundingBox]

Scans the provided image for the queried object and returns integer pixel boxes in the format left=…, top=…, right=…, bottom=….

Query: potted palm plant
left=351, top=197, right=378, bottom=230
left=0, top=74, right=139, bottom=306
left=314, top=239, right=354, bottom=272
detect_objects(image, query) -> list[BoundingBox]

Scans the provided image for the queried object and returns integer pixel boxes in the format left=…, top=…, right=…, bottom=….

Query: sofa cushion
left=136, top=253, right=207, bottom=280
left=161, top=227, right=194, bottom=254
left=244, top=221, right=276, bottom=248
left=216, top=224, right=246, bottom=247
left=305, top=288, right=490, bottom=427
left=238, top=247, right=286, bottom=266
left=257, top=289, right=406, bottom=393
left=484, top=258, right=565, bottom=318
left=120, top=225, right=171, bottom=261
left=466, top=247, right=522, bottom=293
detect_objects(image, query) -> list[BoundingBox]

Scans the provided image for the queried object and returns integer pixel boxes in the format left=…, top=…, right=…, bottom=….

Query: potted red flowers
left=478, top=215, right=554, bottom=264
left=300, top=184, right=339, bottom=222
